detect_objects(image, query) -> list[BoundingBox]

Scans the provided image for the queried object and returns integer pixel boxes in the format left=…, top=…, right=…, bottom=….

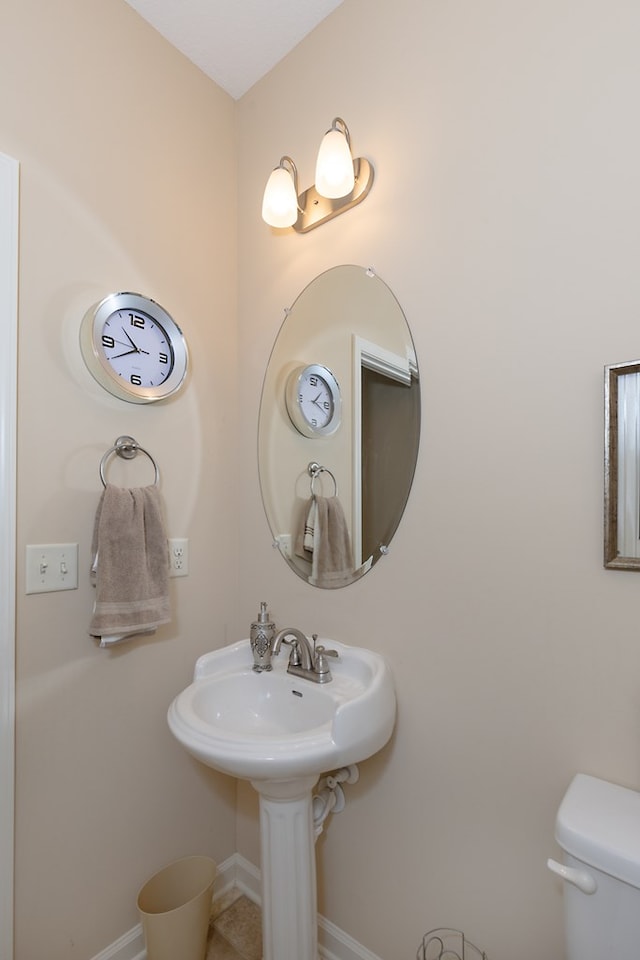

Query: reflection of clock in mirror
left=285, top=363, right=342, bottom=438
left=80, top=292, right=188, bottom=403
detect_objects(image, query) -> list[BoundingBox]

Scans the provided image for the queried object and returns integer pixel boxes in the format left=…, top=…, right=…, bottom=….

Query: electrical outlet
left=168, top=538, right=189, bottom=577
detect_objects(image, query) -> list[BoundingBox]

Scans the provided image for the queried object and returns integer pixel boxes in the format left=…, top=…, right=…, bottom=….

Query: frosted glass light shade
left=262, top=166, right=298, bottom=228
left=315, top=128, right=355, bottom=199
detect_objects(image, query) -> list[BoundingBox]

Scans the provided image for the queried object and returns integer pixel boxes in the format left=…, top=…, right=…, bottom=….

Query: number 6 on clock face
left=80, top=292, right=188, bottom=403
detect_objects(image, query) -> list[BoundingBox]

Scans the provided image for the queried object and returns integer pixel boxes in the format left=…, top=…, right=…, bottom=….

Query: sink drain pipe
left=312, top=764, right=359, bottom=839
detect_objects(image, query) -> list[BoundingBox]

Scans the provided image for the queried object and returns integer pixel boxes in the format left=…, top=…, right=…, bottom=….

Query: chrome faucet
left=272, top=628, right=338, bottom=683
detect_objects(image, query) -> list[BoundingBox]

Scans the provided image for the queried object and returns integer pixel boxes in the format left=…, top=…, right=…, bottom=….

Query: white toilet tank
left=548, top=773, right=640, bottom=960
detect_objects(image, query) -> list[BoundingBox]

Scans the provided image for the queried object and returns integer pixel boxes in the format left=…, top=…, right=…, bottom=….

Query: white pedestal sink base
left=168, top=639, right=396, bottom=959
left=251, top=775, right=319, bottom=960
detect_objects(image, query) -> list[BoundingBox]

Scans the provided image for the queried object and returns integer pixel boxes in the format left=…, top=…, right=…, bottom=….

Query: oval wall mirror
left=258, top=264, right=420, bottom=588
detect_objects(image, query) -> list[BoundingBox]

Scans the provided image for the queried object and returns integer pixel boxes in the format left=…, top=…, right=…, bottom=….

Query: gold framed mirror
left=604, top=359, right=640, bottom=569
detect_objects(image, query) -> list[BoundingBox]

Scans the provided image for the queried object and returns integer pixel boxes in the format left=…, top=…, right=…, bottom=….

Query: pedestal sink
left=167, top=637, right=396, bottom=960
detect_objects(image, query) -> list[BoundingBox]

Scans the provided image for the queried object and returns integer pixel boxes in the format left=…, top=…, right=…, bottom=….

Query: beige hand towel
left=89, top=484, right=170, bottom=645
left=300, top=495, right=353, bottom=588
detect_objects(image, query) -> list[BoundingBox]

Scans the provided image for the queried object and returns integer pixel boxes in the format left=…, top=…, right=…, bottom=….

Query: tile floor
left=207, top=892, right=262, bottom=960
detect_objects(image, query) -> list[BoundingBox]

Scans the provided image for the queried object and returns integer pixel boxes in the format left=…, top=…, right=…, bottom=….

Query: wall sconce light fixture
left=262, top=117, right=374, bottom=233
left=261, top=156, right=299, bottom=229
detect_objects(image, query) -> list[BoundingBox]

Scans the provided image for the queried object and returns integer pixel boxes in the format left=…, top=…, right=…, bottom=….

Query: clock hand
left=122, top=327, right=141, bottom=352
left=110, top=347, right=139, bottom=359
left=117, top=329, right=149, bottom=355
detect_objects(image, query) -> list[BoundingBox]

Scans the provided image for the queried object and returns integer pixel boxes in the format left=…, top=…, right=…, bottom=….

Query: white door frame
left=0, top=151, right=18, bottom=960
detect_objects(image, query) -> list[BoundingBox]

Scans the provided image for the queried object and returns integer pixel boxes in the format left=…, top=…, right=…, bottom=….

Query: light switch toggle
left=26, top=544, right=79, bottom=594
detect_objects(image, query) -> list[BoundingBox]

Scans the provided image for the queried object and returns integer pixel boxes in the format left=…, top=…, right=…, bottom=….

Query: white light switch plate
left=25, top=543, right=79, bottom=594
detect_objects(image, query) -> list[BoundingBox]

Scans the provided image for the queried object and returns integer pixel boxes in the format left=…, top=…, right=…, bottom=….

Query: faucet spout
left=273, top=628, right=314, bottom=671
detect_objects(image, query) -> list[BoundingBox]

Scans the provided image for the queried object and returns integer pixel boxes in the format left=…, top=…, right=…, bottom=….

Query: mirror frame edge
left=604, top=359, right=640, bottom=570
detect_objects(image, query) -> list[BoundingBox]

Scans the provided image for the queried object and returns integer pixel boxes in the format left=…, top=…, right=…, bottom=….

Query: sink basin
left=167, top=637, right=396, bottom=781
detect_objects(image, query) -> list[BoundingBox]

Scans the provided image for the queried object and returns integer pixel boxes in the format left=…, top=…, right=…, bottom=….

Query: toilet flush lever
left=547, top=858, right=597, bottom=894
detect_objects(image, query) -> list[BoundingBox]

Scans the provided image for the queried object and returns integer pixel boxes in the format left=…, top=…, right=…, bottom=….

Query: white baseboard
left=318, top=916, right=384, bottom=960
left=90, top=853, right=383, bottom=960
left=89, top=924, right=146, bottom=960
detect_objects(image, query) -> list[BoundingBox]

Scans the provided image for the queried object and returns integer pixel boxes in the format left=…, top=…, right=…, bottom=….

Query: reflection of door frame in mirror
left=604, top=359, right=640, bottom=569
left=352, top=335, right=413, bottom=568
left=0, top=151, right=18, bottom=960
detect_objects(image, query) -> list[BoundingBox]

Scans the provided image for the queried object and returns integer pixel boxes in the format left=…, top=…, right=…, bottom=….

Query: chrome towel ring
left=99, top=435, right=160, bottom=487
left=308, top=461, right=338, bottom=497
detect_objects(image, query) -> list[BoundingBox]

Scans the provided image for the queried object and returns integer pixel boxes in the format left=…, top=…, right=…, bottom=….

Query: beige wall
left=5, top=0, right=640, bottom=958
left=1, top=1, right=240, bottom=957
left=236, top=0, right=640, bottom=957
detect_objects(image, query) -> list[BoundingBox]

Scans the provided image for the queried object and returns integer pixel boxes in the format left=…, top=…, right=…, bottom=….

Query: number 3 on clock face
left=80, top=292, right=188, bottom=403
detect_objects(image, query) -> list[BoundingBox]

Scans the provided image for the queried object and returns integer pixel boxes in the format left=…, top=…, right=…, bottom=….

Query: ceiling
left=124, top=0, right=344, bottom=100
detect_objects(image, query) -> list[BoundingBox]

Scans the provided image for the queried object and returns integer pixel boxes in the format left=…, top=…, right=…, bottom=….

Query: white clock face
left=80, top=292, right=188, bottom=403
left=100, top=308, right=174, bottom=387
left=285, top=364, right=341, bottom=438
left=297, top=369, right=334, bottom=428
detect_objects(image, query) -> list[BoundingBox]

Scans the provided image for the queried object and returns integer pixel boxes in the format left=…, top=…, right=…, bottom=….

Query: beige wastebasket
left=137, top=856, right=217, bottom=960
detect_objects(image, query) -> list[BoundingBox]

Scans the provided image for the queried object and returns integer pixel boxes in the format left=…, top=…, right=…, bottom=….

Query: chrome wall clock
left=285, top=363, right=342, bottom=438
left=80, top=292, right=188, bottom=403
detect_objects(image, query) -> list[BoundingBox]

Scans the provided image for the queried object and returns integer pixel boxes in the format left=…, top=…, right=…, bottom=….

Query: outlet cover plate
left=168, top=538, right=189, bottom=577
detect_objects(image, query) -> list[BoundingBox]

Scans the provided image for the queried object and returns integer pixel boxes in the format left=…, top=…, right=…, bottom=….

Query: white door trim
left=0, top=150, right=18, bottom=960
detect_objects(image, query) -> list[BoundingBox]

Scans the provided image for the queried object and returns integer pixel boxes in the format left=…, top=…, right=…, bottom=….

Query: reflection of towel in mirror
left=295, top=495, right=353, bottom=588
left=89, top=484, right=171, bottom=647
left=295, top=497, right=317, bottom=559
